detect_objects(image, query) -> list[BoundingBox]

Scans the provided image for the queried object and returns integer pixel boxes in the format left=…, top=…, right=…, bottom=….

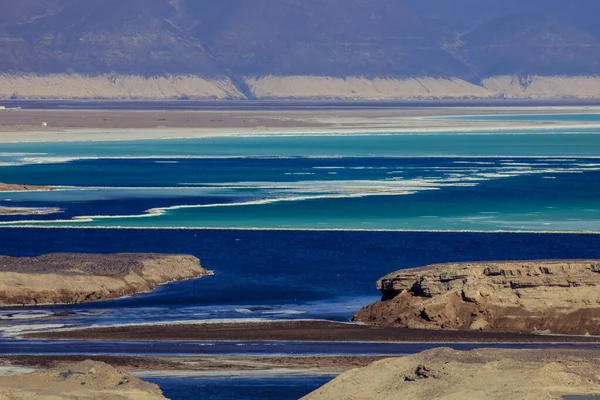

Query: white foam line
left=1, top=163, right=598, bottom=225
left=0, top=324, right=68, bottom=337
left=0, top=226, right=598, bottom=234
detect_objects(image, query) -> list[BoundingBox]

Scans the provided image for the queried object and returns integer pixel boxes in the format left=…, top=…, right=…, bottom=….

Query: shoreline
left=0, top=106, right=600, bottom=143
left=24, top=321, right=600, bottom=343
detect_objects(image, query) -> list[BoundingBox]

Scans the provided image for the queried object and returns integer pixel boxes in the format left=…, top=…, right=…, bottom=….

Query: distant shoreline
left=1, top=105, right=600, bottom=143
left=5, top=98, right=600, bottom=110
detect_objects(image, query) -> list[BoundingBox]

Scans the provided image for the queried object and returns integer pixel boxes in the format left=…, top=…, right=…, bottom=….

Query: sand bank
left=25, top=320, right=600, bottom=343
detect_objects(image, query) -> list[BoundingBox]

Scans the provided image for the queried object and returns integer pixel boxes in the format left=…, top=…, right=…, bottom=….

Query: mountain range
left=1, top=0, right=600, bottom=99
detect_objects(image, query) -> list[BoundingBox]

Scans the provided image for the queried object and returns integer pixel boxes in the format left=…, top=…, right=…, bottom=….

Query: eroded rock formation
left=353, top=260, right=600, bottom=335
left=0, top=360, right=167, bottom=400
left=0, top=253, right=209, bottom=306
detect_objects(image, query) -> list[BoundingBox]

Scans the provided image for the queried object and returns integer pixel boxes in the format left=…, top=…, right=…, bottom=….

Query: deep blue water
left=145, top=377, right=333, bottom=400
left=0, top=228, right=599, bottom=329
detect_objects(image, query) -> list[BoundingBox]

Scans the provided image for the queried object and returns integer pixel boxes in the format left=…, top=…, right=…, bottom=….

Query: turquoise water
left=2, top=130, right=600, bottom=160
left=1, top=122, right=600, bottom=231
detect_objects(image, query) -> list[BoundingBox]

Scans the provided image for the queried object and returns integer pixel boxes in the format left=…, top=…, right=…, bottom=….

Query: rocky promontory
left=353, top=260, right=600, bottom=335
left=303, top=347, right=600, bottom=400
left=0, top=253, right=209, bottom=306
left=0, top=360, right=166, bottom=400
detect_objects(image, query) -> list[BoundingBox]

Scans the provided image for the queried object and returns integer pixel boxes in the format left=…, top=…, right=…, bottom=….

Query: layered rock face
left=303, top=347, right=600, bottom=400
left=353, top=260, right=600, bottom=335
left=0, top=360, right=166, bottom=400
left=0, top=253, right=209, bottom=306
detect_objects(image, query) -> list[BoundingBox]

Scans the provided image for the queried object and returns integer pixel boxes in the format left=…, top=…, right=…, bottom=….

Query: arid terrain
left=354, top=260, right=600, bottom=334
left=0, top=182, right=55, bottom=191
left=0, top=253, right=209, bottom=306
left=0, top=360, right=167, bottom=400
left=303, top=347, right=600, bottom=400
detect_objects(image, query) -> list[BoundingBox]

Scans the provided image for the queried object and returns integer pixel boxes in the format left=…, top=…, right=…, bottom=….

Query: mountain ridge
left=2, top=0, right=600, bottom=99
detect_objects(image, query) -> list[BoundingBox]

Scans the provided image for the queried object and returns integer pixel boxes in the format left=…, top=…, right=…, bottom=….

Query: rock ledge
left=353, top=260, right=600, bottom=334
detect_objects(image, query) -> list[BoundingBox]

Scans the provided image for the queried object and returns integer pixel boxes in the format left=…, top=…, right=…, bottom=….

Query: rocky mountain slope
left=353, top=260, right=600, bottom=335
left=2, top=0, right=600, bottom=99
left=304, top=347, right=600, bottom=400
left=0, top=360, right=167, bottom=399
left=0, top=253, right=209, bottom=306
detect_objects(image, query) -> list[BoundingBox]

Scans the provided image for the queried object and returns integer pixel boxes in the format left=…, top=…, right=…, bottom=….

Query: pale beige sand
left=0, top=360, right=166, bottom=400
left=304, top=348, right=600, bottom=400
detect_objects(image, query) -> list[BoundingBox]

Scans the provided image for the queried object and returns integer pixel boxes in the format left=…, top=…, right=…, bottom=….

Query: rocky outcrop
left=303, top=347, right=600, bottom=400
left=0, top=360, right=166, bottom=400
left=0, top=253, right=209, bottom=306
left=0, top=182, right=55, bottom=191
left=353, top=260, right=600, bottom=335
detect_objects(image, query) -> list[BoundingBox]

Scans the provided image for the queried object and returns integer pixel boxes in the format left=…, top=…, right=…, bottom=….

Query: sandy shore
left=0, top=107, right=599, bottom=142
left=25, top=321, right=600, bottom=343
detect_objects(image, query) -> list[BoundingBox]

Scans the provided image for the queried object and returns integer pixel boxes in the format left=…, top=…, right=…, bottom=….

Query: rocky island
left=0, top=360, right=166, bottom=400
left=0, top=253, right=209, bottom=306
left=303, top=347, right=600, bottom=400
left=353, top=260, right=600, bottom=335
left=0, top=182, right=55, bottom=191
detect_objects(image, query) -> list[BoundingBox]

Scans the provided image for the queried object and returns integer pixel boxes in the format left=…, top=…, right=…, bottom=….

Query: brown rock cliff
left=353, top=260, right=600, bottom=335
